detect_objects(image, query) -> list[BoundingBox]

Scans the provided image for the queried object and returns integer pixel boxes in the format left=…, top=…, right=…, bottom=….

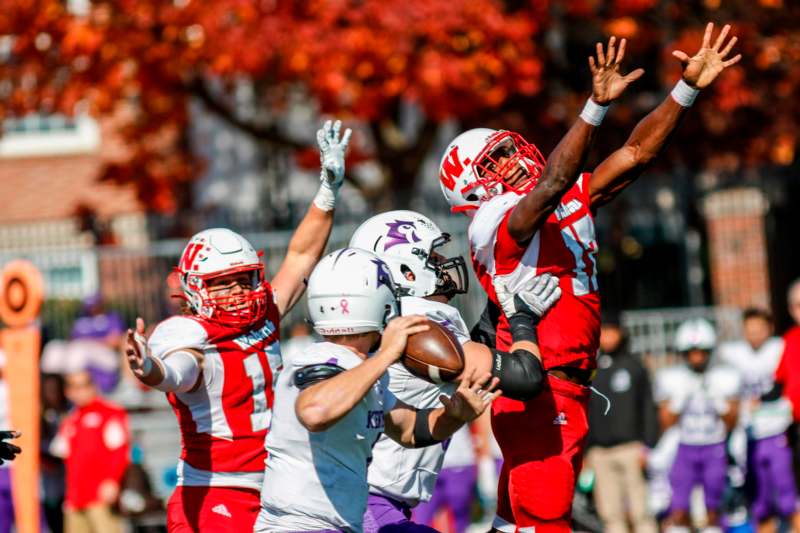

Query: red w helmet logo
left=440, top=146, right=464, bottom=191
left=180, top=242, right=203, bottom=272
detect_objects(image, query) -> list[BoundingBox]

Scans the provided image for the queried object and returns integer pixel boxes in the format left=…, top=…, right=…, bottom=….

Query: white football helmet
left=307, top=248, right=400, bottom=336
left=349, top=210, right=468, bottom=298
left=674, top=318, right=717, bottom=352
left=177, top=228, right=269, bottom=327
left=438, top=128, right=545, bottom=214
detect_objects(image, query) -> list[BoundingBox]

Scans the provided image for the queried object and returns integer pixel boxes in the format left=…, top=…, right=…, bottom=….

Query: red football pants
left=167, top=486, right=261, bottom=533
left=492, top=374, right=590, bottom=533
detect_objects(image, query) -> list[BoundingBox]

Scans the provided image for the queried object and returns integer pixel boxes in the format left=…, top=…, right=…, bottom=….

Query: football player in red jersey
left=123, top=120, right=351, bottom=532
left=438, top=24, right=741, bottom=532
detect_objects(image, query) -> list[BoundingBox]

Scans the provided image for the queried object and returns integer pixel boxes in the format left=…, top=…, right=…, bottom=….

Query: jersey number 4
left=244, top=353, right=271, bottom=432
left=560, top=214, right=598, bottom=296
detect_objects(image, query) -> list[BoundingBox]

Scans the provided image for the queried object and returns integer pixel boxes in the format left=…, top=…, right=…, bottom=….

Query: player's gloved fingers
left=0, top=431, right=19, bottom=440
left=316, top=128, right=329, bottom=152
left=340, top=128, right=352, bottom=151
left=530, top=275, right=549, bottom=296
left=331, top=120, right=341, bottom=142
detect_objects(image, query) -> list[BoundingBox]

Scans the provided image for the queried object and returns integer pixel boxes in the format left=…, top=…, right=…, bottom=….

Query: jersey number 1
left=244, top=353, right=271, bottom=432
left=560, top=214, right=598, bottom=296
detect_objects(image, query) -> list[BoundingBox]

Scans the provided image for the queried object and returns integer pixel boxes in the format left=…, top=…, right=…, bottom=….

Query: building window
left=0, top=114, right=100, bottom=158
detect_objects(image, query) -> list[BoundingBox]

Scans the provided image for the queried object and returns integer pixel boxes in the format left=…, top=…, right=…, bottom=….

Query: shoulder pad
left=293, top=363, right=345, bottom=390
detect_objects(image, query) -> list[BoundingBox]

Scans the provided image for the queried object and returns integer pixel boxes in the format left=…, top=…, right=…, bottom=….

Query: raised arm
left=589, top=22, right=741, bottom=207
left=271, top=120, right=352, bottom=317
left=507, top=37, right=644, bottom=245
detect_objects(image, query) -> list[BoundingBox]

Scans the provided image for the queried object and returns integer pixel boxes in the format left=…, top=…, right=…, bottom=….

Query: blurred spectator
left=718, top=308, right=797, bottom=528
left=655, top=319, right=740, bottom=532
left=414, top=425, right=477, bottom=533
left=41, top=340, right=120, bottom=395
left=585, top=314, right=659, bottom=533
left=776, top=279, right=800, bottom=489
left=280, top=322, right=315, bottom=361
left=71, top=294, right=125, bottom=348
left=51, top=370, right=130, bottom=533
left=41, top=373, right=69, bottom=533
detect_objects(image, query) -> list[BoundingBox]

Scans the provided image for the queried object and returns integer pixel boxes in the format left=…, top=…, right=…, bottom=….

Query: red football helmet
left=438, top=128, right=545, bottom=213
left=177, top=228, right=269, bottom=328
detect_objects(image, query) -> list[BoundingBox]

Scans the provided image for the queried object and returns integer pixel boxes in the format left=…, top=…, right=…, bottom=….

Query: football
left=402, top=319, right=465, bottom=383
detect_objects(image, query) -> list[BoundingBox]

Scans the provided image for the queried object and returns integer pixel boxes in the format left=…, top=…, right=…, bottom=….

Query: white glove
left=313, top=119, right=352, bottom=211
left=493, top=273, right=561, bottom=319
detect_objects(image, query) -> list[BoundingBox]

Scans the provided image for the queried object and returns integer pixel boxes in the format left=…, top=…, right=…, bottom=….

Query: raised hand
left=440, top=369, right=501, bottom=423
left=589, top=36, right=645, bottom=105
left=125, top=317, right=151, bottom=379
left=493, top=273, right=561, bottom=319
left=316, top=119, right=353, bottom=188
left=673, top=22, right=742, bottom=89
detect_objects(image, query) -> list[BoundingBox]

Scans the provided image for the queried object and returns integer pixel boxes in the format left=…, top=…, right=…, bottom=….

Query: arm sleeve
left=147, top=317, right=207, bottom=392
left=152, top=351, right=202, bottom=393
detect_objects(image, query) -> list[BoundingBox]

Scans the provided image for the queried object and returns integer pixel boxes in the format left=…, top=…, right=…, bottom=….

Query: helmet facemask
left=182, top=264, right=268, bottom=328
left=467, top=131, right=545, bottom=198
left=426, top=234, right=469, bottom=298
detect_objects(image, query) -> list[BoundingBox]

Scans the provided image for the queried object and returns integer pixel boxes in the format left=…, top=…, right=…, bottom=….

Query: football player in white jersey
left=124, top=120, right=351, bottom=532
left=654, top=318, right=741, bottom=533
left=717, top=308, right=798, bottom=529
left=348, top=210, right=560, bottom=532
left=256, top=248, right=500, bottom=533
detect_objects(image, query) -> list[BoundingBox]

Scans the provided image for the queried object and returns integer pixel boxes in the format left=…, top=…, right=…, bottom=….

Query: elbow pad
left=491, top=349, right=545, bottom=401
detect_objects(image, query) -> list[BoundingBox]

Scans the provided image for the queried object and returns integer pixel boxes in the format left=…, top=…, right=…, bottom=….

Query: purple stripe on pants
left=363, top=494, right=438, bottom=533
left=414, top=466, right=477, bottom=533
left=0, top=469, right=13, bottom=533
left=747, top=433, right=799, bottom=521
left=669, top=442, right=728, bottom=512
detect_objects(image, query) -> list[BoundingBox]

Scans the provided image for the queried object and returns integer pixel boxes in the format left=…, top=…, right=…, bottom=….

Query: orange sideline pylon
left=0, top=260, right=43, bottom=533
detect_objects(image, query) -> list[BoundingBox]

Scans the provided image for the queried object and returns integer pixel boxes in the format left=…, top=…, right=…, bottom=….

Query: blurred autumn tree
left=0, top=0, right=797, bottom=214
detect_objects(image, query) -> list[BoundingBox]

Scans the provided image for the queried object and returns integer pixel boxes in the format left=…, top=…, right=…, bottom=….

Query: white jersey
left=257, top=342, right=396, bottom=533
left=442, top=425, right=477, bottom=469
left=718, top=337, right=790, bottom=439
left=367, top=296, right=469, bottom=506
left=655, top=364, right=741, bottom=445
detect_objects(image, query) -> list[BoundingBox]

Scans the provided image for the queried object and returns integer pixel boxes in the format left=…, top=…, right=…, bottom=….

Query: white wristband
left=670, top=79, right=699, bottom=107
left=313, top=180, right=338, bottom=211
left=579, top=98, right=609, bottom=126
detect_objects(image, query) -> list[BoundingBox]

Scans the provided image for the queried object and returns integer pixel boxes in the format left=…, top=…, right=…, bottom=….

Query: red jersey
left=52, top=397, right=130, bottom=510
left=147, top=289, right=282, bottom=491
left=469, top=172, right=600, bottom=370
